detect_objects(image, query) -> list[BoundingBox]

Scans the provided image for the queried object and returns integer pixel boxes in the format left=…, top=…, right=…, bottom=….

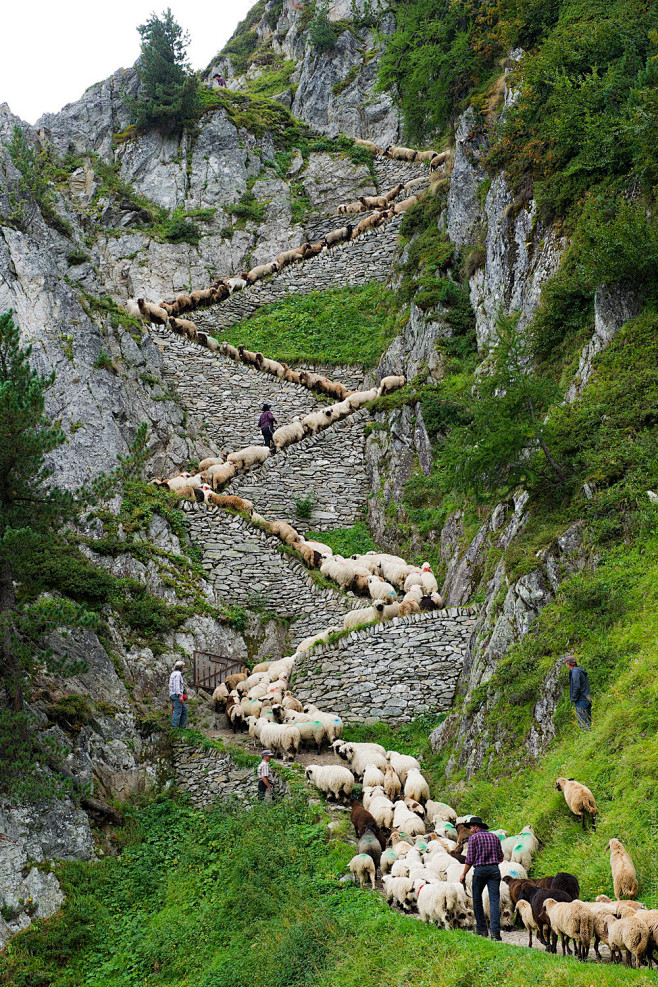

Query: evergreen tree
left=439, top=312, right=569, bottom=496
left=133, top=8, right=199, bottom=134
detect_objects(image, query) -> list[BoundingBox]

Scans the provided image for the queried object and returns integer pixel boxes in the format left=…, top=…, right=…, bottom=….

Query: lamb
left=246, top=260, right=278, bottom=283
left=515, top=898, right=540, bottom=948
left=378, top=375, right=406, bottom=395
left=350, top=853, right=376, bottom=890
left=137, top=298, right=169, bottom=325
left=555, top=777, right=597, bottom=830
left=607, top=838, right=638, bottom=899
left=227, top=275, right=248, bottom=294
left=342, top=604, right=382, bottom=631
left=382, top=875, right=417, bottom=912
left=404, top=768, right=430, bottom=803
left=362, top=764, right=385, bottom=788
left=272, top=419, right=305, bottom=452
left=367, top=575, right=397, bottom=602
left=543, top=897, right=594, bottom=960
left=205, top=462, right=237, bottom=490
left=387, top=752, right=421, bottom=786
left=227, top=445, right=271, bottom=469
left=398, top=600, right=421, bottom=617
left=323, top=225, right=352, bottom=247
left=606, top=915, right=649, bottom=968
left=220, top=341, right=240, bottom=360
left=305, top=764, right=354, bottom=800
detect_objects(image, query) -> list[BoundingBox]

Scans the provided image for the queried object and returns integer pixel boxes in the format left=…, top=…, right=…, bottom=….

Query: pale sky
left=1, top=0, right=258, bottom=125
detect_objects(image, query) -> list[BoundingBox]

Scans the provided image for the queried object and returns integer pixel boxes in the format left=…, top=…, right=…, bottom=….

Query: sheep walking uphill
left=607, top=839, right=638, bottom=900
left=555, top=777, right=597, bottom=830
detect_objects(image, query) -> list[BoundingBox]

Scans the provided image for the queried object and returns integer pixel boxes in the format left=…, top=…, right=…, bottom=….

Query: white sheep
left=343, top=604, right=382, bottom=631
left=425, top=800, right=457, bottom=825
left=380, top=849, right=398, bottom=876
left=607, top=838, right=638, bottom=899
left=419, top=562, right=439, bottom=595
left=404, top=768, right=430, bottom=803
left=387, top=752, right=421, bottom=785
left=555, top=777, right=598, bottom=830
left=368, top=794, right=395, bottom=829
left=382, top=875, right=417, bottom=912
left=606, top=915, right=649, bottom=968
left=350, top=853, right=376, bottom=890
left=346, top=387, right=379, bottom=410
left=543, top=898, right=594, bottom=959
left=273, top=419, right=305, bottom=452
left=206, top=462, right=237, bottom=490
left=303, top=539, right=333, bottom=558
left=362, top=764, right=385, bottom=788
left=515, top=898, right=540, bottom=948
left=343, top=746, right=388, bottom=779
left=247, top=718, right=300, bottom=760
left=417, top=881, right=458, bottom=930
left=303, top=704, right=343, bottom=742
left=305, top=764, right=354, bottom=800
left=367, top=575, right=397, bottom=602
left=392, top=800, right=426, bottom=837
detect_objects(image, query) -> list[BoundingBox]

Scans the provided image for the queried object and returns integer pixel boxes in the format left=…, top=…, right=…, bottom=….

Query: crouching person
left=257, top=749, right=275, bottom=800
left=169, top=659, right=188, bottom=728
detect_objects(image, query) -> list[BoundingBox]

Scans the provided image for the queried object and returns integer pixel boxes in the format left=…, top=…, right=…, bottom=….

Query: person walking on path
left=565, top=655, right=592, bottom=730
left=169, top=659, right=188, bottom=728
left=258, top=404, right=277, bottom=451
left=460, top=816, right=504, bottom=940
left=257, top=750, right=275, bottom=800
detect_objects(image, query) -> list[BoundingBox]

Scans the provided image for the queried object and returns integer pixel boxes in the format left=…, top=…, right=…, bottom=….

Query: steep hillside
left=1, top=0, right=658, bottom=982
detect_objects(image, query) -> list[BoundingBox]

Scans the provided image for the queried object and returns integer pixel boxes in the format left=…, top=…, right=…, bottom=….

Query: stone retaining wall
left=172, top=740, right=286, bottom=808
left=225, top=410, right=369, bottom=529
left=195, top=214, right=403, bottom=334
left=292, top=609, right=477, bottom=722
left=185, top=507, right=364, bottom=644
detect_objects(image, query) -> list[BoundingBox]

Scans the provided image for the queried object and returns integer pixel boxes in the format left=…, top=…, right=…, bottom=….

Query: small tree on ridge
left=133, top=8, right=198, bottom=134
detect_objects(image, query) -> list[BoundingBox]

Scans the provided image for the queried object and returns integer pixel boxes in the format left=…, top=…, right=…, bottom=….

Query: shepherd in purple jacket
left=259, top=404, right=277, bottom=450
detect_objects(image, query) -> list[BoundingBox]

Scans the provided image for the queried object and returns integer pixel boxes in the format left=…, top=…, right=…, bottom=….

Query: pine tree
left=132, top=8, right=199, bottom=134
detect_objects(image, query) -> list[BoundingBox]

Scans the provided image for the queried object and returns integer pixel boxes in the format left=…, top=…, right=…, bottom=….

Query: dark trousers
left=261, top=427, right=274, bottom=449
left=258, top=780, right=273, bottom=801
left=574, top=699, right=592, bottom=730
left=472, top=864, right=501, bottom=937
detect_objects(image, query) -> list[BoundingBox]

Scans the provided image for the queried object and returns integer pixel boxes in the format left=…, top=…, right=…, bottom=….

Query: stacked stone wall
left=225, top=410, right=369, bottom=529
left=195, top=215, right=403, bottom=335
left=172, top=740, right=287, bottom=808
left=185, top=507, right=364, bottom=644
left=292, top=609, right=476, bottom=722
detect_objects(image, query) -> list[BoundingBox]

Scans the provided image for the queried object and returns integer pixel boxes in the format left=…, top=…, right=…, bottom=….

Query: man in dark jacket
left=565, top=656, right=592, bottom=730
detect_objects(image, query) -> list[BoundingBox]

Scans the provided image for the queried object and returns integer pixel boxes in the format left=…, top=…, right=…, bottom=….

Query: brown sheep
left=198, top=456, right=225, bottom=471
left=384, top=182, right=405, bottom=203
left=360, top=194, right=389, bottom=209
left=323, top=225, right=352, bottom=247
left=237, top=344, right=259, bottom=366
left=384, top=144, right=417, bottom=162
left=220, top=341, right=239, bottom=360
left=137, top=298, right=168, bottom=325
left=175, top=292, right=195, bottom=312
left=270, top=520, right=301, bottom=548
left=337, top=201, right=366, bottom=215
left=415, top=149, right=439, bottom=163
left=281, top=363, right=302, bottom=385
left=430, top=149, right=452, bottom=171
left=276, top=244, right=311, bottom=269
left=351, top=799, right=381, bottom=839
left=304, top=241, right=324, bottom=258
left=212, top=282, right=230, bottom=301
left=205, top=493, right=254, bottom=515
left=169, top=317, right=198, bottom=341
left=394, top=195, right=419, bottom=214
left=352, top=213, right=381, bottom=237
left=190, top=287, right=215, bottom=307
left=353, top=138, right=381, bottom=154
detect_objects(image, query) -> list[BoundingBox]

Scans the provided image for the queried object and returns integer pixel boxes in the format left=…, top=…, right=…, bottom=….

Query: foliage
left=332, top=64, right=361, bottom=97
left=305, top=521, right=378, bottom=558
left=1, top=793, right=652, bottom=986
left=213, top=283, right=397, bottom=367
left=437, top=311, right=567, bottom=496
left=131, top=8, right=199, bottom=134
left=3, top=126, right=70, bottom=235
left=294, top=493, right=316, bottom=519
left=309, top=2, right=341, bottom=53
left=377, top=0, right=494, bottom=141
left=219, top=0, right=270, bottom=75
left=227, top=191, right=266, bottom=225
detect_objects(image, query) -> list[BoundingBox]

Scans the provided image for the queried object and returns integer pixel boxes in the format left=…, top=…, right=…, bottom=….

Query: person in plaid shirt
left=460, top=816, right=504, bottom=940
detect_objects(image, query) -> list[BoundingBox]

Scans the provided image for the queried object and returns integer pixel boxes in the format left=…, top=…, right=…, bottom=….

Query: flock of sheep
left=301, top=747, right=654, bottom=970
left=119, top=138, right=452, bottom=354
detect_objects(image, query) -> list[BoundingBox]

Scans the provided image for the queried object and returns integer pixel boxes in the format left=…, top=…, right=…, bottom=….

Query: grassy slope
left=212, top=284, right=397, bottom=367
left=1, top=796, right=652, bottom=987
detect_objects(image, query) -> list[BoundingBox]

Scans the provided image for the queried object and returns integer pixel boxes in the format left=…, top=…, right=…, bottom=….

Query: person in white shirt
left=168, top=659, right=188, bottom=728
left=257, top=750, right=275, bottom=799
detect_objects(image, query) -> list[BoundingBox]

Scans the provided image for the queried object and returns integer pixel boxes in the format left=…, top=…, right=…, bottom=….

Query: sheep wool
left=349, top=853, right=376, bottom=890
left=607, top=838, right=638, bottom=900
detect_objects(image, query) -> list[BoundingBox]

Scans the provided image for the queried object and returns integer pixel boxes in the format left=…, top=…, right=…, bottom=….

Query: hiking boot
left=491, top=933, right=502, bottom=941
left=476, top=929, right=488, bottom=937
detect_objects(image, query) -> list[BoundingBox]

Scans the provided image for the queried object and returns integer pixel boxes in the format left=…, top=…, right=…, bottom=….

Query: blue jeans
left=171, top=694, right=188, bottom=728
left=574, top=700, right=592, bottom=731
left=472, top=865, right=501, bottom=937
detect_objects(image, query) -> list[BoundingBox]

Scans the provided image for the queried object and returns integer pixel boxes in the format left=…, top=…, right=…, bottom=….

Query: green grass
left=2, top=793, right=653, bottom=987
left=305, top=522, right=378, bottom=557
left=212, top=283, right=397, bottom=367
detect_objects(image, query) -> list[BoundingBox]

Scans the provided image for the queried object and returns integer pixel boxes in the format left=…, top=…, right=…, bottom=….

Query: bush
left=309, top=2, right=340, bottom=53
left=295, top=493, right=315, bottom=519
left=131, top=9, right=199, bottom=134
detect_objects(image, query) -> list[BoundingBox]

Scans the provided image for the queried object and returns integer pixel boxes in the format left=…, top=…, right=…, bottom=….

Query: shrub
left=295, top=493, right=315, bottom=519
left=131, top=9, right=199, bottom=134
left=309, top=2, right=340, bottom=53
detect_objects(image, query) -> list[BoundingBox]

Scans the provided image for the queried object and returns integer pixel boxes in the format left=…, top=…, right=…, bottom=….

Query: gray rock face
left=0, top=799, right=94, bottom=948
left=564, top=284, right=641, bottom=402
left=36, top=67, right=138, bottom=161
left=469, top=174, right=566, bottom=349
left=446, top=108, right=488, bottom=248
